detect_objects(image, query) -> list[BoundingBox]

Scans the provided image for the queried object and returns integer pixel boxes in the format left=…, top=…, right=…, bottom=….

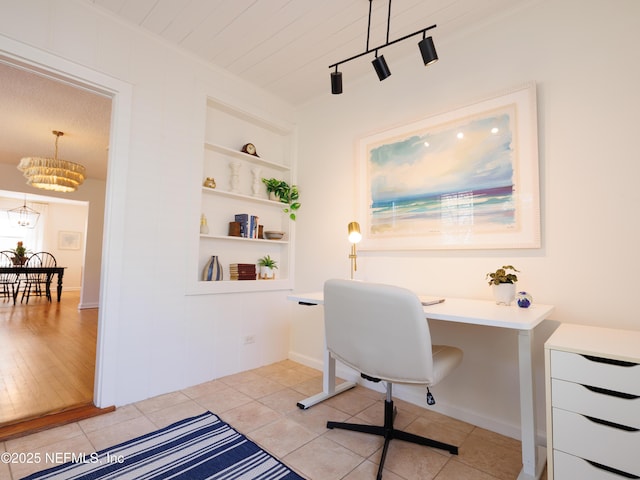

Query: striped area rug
left=24, top=411, right=305, bottom=480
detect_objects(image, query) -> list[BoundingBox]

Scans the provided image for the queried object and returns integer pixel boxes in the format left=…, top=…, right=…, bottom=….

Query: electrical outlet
left=243, top=335, right=256, bottom=345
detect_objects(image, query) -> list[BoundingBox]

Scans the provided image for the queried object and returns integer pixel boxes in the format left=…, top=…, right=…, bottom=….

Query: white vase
left=492, top=283, right=516, bottom=305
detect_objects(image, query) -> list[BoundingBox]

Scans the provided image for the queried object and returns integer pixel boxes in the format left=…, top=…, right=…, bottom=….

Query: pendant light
left=17, top=130, right=86, bottom=193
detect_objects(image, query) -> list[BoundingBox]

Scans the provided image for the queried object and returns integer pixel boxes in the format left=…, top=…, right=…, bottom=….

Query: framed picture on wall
left=357, top=82, right=540, bottom=250
left=58, top=231, right=82, bottom=250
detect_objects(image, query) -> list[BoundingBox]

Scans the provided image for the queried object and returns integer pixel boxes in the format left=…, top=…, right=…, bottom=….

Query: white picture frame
left=357, top=82, right=541, bottom=250
left=58, top=231, right=81, bottom=250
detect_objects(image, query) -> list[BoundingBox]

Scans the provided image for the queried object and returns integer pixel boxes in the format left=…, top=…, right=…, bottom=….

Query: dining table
left=0, top=265, right=66, bottom=304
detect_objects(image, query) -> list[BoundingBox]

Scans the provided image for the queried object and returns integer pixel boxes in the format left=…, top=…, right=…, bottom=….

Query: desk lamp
left=348, top=222, right=362, bottom=280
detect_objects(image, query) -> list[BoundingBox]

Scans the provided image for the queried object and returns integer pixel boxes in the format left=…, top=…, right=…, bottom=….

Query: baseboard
left=78, top=302, right=99, bottom=309
left=287, top=352, right=324, bottom=371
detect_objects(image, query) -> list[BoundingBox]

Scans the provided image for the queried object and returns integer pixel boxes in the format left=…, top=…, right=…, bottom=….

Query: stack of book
left=229, top=263, right=257, bottom=280
left=234, top=214, right=259, bottom=238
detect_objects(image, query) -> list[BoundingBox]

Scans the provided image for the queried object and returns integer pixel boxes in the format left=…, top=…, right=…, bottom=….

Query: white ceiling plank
left=160, top=0, right=226, bottom=44
left=178, top=0, right=258, bottom=58
left=116, top=0, right=158, bottom=24
left=205, top=0, right=293, bottom=66
left=140, top=0, right=193, bottom=34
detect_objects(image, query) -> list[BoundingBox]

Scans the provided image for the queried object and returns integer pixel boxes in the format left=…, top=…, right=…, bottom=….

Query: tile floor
left=0, top=360, right=546, bottom=480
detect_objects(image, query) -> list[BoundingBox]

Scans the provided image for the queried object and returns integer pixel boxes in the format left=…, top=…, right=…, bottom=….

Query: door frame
left=0, top=34, right=133, bottom=408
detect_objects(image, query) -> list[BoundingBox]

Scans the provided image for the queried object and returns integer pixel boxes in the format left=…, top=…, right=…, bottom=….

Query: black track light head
left=418, top=36, right=438, bottom=66
left=372, top=54, right=391, bottom=81
left=331, top=70, right=343, bottom=94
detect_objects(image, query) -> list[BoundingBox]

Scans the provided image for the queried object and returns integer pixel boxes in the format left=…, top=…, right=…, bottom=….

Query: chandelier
left=17, top=130, right=86, bottom=193
left=7, top=197, right=40, bottom=228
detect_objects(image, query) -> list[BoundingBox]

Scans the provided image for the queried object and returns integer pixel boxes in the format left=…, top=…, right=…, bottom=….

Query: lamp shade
left=17, top=130, right=86, bottom=193
left=418, top=36, right=438, bottom=66
left=348, top=221, right=362, bottom=243
left=331, top=71, right=343, bottom=94
left=372, top=55, right=391, bottom=81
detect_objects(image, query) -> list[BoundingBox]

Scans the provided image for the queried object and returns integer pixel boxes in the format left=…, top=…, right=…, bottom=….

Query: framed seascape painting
left=357, top=83, right=540, bottom=250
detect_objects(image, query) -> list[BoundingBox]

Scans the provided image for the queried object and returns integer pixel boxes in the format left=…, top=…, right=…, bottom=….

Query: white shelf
left=187, top=278, right=293, bottom=295
left=204, top=142, right=290, bottom=171
left=201, top=186, right=285, bottom=207
left=200, top=234, right=288, bottom=245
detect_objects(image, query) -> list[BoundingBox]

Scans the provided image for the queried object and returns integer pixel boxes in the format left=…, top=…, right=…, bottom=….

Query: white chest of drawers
left=545, top=324, right=640, bottom=480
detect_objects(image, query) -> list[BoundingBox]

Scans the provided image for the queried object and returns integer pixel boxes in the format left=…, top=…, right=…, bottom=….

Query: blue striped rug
left=24, top=411, right=305, bottom=480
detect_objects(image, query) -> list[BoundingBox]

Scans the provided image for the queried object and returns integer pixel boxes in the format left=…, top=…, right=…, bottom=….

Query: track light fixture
left=331, top=67, right=343, bottom=94
left=372, top=52, right=391, bottom=81
left=329, top=0, right=438, bottom=94
left=418, top=34, right=438, bottom=65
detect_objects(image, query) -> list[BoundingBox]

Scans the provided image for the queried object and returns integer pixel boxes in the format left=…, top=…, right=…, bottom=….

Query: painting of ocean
left=367, top=107, right=518, bottom=242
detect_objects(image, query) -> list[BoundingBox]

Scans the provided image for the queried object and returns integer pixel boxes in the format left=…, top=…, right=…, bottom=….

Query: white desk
left=288, top=291, right=554, bottom=480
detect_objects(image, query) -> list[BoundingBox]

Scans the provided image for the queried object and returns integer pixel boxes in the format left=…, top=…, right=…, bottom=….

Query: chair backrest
left=26, top=252, right=57, bottom=268
left=0, top=251, right=18, bottom=282
left=25, top=252, right=57, bottom=281
left=324, top=279, right=436, bottom=385
left=0, top=251, right=13, bottom=267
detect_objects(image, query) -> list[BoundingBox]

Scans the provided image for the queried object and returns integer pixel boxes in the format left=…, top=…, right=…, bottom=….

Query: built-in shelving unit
left=192, top=97, right=296, bottom=294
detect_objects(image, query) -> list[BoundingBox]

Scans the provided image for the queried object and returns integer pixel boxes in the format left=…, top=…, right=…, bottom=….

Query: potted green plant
left=486, top=265, right=519, bottom=305
left=9, top=241, right=30, bottom=265
left=261, top=178, right=301, bottom=220
left=257, top=254, right=278, bottom=280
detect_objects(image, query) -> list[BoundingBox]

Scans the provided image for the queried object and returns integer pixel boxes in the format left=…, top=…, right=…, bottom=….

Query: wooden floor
left=0, top=290, right=97, bottom=427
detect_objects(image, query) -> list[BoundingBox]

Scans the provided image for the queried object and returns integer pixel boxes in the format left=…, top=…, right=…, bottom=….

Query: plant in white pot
left=258, top=254, right=278, bottom=280
left=486, top=265, right=520, bottom=305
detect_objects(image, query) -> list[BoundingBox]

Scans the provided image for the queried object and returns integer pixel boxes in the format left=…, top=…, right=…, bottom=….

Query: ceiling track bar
left=329, top=24, right=437, bottom=70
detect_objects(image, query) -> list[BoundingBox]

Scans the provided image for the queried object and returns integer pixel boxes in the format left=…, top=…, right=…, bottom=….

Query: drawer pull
left=584, top=415, right=639, bottom=432
left=586, top=459, right=640, bottom=479
left=582, top=354, right=638, bottom=367
left=584, top=384, right=640, bottom=400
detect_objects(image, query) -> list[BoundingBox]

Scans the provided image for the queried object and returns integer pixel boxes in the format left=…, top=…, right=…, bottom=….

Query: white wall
left=0, top=0, right=297, bottom=408
left=44, top=201, right=88, bottom=291
left=292, top=0, right=640, bottom=440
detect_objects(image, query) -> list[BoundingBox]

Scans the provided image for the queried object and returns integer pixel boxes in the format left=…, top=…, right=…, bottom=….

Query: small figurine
left=229, top=161, right=241, bottom=192
left=200, top=214, right=209, bottom=235
left=203, top=177, right=216, bottom=188
left=516, top=291, right=533, bottom=308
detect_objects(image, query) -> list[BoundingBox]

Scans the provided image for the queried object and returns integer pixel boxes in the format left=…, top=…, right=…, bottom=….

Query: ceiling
left=87, top=0, right=532, bottom=106
left=0, top=0, right=531, bottom=185
left=0, top=61, right=112, bottom=183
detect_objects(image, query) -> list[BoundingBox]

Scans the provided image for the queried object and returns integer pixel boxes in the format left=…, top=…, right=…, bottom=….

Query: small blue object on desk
left=516, top=291, right=533, bottom=308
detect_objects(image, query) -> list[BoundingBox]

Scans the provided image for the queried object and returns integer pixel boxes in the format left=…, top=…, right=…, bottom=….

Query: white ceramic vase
left=492, top=283, right=516, bottom=305
left=259, top=266, right=275, bottom=280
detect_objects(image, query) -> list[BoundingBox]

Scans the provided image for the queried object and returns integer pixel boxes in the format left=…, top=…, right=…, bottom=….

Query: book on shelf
left=229, top=263, right=257, bottom=280
left=229, top=263, right=256, bottom=270
left=234, top=214, right=259, bottom=238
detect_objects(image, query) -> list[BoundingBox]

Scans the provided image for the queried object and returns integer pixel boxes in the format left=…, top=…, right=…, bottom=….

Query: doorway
left=0, top=37, right=133, bottom=428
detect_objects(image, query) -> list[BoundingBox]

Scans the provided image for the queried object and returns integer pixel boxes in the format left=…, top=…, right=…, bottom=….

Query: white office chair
left=323, top=279, right=463, bottom=480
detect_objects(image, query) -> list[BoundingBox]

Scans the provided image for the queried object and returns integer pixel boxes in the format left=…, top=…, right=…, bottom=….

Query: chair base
left=327, top=398, right=458, bottom=480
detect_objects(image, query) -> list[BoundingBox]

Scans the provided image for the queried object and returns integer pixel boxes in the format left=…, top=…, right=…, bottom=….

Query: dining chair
left=323, top=279, right=464, bottom=480
left=21, top=251, right=57, bottom=303
left=0, top=251, right=19, bottom=305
